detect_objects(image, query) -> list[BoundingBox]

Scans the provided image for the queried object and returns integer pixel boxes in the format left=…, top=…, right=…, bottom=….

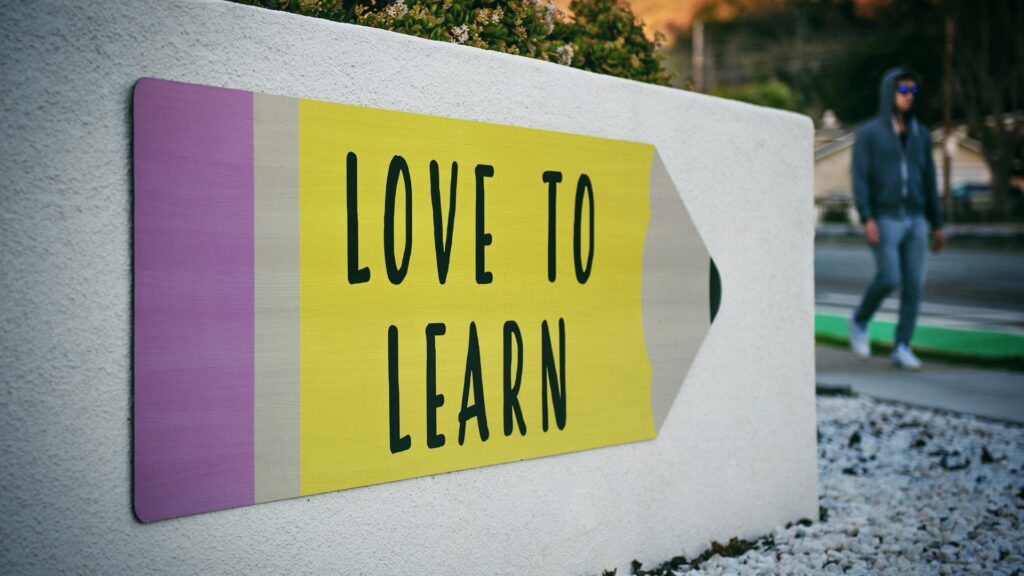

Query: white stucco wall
left=0, top=1, right=818, bottom=574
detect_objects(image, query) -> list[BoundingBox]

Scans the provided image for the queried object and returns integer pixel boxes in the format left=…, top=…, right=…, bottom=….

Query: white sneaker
left=891, top=344, right=922, bottom=371
left=848, top=316, right=870, bottom=359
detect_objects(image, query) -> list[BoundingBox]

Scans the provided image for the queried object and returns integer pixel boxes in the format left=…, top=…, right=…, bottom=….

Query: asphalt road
left=815, top=243, right=1024, bottom=331
left=816, top=345, right=1024, bottom=422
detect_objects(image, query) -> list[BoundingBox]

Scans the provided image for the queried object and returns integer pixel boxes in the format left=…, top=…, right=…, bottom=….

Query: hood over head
left=878, top=66, right=911, bottom=121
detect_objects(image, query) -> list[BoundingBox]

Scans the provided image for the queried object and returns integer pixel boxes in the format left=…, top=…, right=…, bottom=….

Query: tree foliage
left=668, top=0, right=945, bottom=125
left=234, top=0, right=670, bottom=85
left=711, top=77, right=800, bottom=111
left=667, top=0, right=1022, bottom=220
left=949, top=0, right=1024, bottom=220
left=551, top=0, right=671, bottom=85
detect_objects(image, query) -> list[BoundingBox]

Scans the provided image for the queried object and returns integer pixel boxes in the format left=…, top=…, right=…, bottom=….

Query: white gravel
left=627, top=396, right=1024, bottom=576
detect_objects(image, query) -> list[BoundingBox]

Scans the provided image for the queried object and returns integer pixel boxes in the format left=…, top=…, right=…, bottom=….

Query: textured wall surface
left=0, top=1, right=817, bottom=574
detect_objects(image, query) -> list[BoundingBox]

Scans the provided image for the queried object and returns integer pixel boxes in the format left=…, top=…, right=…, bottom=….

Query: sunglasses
left=896, top=84, right=919, bottom=95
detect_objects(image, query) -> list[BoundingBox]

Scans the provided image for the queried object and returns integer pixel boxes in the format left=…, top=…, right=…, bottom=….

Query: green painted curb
left=815, top=313, right=1024, bottom=360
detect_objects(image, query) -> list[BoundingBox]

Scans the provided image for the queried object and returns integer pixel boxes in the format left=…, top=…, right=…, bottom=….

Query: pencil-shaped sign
left=133, top=78, right=719, bottom=522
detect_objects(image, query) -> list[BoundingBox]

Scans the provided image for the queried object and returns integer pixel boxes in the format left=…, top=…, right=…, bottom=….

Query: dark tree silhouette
left=950, top=0, right=1024, bottom=220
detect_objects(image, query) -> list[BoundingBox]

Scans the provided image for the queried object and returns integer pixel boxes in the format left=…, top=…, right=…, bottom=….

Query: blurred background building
left=813, top=125, right=991, bottom=225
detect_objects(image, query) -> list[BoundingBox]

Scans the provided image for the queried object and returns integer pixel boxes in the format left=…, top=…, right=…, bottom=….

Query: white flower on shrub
left=541, top=0, right=560, bottom=35
left=385, top=0, right=408, bottom=19
left=450, top=24, right=469, bottom=44
left=556, top=43, right=574, bottom=66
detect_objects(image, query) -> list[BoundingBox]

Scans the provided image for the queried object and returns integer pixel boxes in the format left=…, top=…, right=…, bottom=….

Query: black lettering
left=503, top=320, right=527, bottom=437
left=388, top=325, right=411, bottom=453
left=573, top=174, right=594, bottom=284
left=458, top=322, right=490, bottom=444
left=475, top=165, right=494, bottom=284
left=347, top=152, right=370, bottom=284
left=542, top=171, right=562, bottom=283
left=430, top=160, right=458, bottom=285
left=385, top=155, right=413, bottom=284
left=541, top=318, right=566, bottom=431
left=426, top=322, right=446, bottom=449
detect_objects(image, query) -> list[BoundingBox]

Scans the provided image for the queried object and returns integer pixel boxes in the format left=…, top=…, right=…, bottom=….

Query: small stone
left=849, top=431, right=862, bottom=448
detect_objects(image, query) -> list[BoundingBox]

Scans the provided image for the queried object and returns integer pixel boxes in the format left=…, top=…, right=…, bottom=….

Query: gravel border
left=613, top=395, right=1024, bottom=576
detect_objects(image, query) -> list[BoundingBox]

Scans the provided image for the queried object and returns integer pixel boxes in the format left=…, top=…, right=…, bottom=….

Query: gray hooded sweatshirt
left=852, top=67, right=942, bottom=228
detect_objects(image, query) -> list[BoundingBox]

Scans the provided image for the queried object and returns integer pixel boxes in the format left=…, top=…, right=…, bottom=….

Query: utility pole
left=692, top=19, right=704, bottom=92
left=943, top=14, right=954, bottom=223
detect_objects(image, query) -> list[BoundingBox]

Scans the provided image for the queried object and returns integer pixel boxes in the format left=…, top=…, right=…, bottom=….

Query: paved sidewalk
left=816, top=344, right=1024, bottom=424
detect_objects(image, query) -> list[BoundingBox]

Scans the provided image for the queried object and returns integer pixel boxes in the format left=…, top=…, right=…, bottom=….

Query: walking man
left=849, top=67, right=945, bottom=369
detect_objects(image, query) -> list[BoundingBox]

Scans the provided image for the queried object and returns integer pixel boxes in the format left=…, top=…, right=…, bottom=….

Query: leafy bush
left=234, top=0, right=670, bottom=85
left=551, top=0, right=670, bottom=85
left=710, top=78, right=800, bottom=111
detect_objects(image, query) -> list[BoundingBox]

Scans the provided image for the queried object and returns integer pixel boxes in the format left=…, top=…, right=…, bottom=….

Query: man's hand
left=864, top=219, right=880, bottom=246
left=931, top=228, right=946, bottom=253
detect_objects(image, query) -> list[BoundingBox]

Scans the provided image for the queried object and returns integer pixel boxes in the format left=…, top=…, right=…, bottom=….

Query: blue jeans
left=853, top=215, right=929, bottom=346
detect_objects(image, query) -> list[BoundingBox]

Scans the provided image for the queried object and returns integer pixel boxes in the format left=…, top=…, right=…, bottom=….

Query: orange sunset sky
left=552, top=0, right=883, bottom=44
